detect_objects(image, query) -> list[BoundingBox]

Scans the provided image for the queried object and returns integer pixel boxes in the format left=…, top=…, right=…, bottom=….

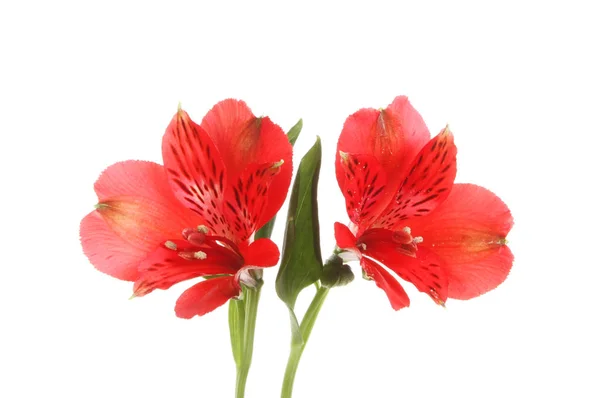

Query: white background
left=1, top=1, right=599, bottom=397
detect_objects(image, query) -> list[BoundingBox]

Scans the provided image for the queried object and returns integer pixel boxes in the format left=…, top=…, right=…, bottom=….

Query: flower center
left=345, top=226, right=424, bottom=262
left=164, top=225, right=244, bottom=266
left=393, top=226, right=423, bottom=257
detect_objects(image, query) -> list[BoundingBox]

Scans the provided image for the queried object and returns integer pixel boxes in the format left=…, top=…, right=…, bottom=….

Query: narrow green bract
left=286, top=118, right=303, bottom=147
left=276, top=137, right=323, bottom=343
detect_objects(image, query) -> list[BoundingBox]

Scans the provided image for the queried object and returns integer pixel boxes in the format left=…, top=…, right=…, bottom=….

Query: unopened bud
left=321, top=254, right=355, bottom=288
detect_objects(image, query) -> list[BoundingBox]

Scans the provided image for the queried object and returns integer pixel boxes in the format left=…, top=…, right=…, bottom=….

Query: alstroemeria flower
left=334, top=96, right=513, bottom=309
left=80, top=99, right=292, bottom=318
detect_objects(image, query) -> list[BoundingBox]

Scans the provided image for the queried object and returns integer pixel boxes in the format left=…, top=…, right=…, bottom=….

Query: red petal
left=241, top=238, right=280, bottom=267
left=334, top=222, right=357, bottom=250
left=223, top=161, right=285, bottom=241
left=94, top=162, right=198, bottom=245
left=361, top=257, right=410, bottom=310
left=336, top=96, right=430, bottom=195
left=376, top=127, right=457, bottom=229
left=162, top=110, right=231, bottom=237
left=446, top=245, right=514, bottom=300
left=360, top=231, right=448, bottom=305
left=175, top=276, right=239, bottom=319
left=82, top=161, right=200, bottom=279
left=80, top=211, right=146, bottom=281
left=133, top=240, right=241, bottom=297
left=393, top=249, right=448, bottom=305
left=95, top=161, right=179, bottom=204
left=385, top=96, right=432, bottom=177
left=199, top=99, right=258, bottom=178
left=200, top=100, right=293, bottom=229
left=248, top=117, right=293, bottom=229
left=337, top=153, right=390, bottom=230
left=406, top=183, right=514, bottom=299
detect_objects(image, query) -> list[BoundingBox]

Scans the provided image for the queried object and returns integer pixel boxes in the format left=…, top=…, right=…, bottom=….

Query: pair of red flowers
left=80, top=97, right=513, bottom=317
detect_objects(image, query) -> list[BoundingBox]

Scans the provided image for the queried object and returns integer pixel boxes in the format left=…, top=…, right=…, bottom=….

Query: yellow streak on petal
left=271, top=159, right=285, bottom=169
left=339, top=151, right=349, bottom=163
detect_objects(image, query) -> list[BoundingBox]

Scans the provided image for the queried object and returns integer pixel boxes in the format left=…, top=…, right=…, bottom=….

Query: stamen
left=413, top=236, right=424, bottom=244
left=197, top=225, right=209, bottom=234
left=193, top=251, right=207, bottom=260
left=178, top=250, right=208, bottom=260
left=402, top=226, right=412, bottom=235
left=165, top=241, right=178, bottom=250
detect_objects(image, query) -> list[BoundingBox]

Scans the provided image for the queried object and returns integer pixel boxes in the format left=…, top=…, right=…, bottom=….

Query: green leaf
left=286, top=118, right=303, bottom=146
left=255, top=118, right=303, bottom=241
left=276, top=137, right=323, bottom=310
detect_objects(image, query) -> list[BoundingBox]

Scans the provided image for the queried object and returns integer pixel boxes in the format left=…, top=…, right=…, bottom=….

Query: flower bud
left=321, top=254, right=354, bottom=288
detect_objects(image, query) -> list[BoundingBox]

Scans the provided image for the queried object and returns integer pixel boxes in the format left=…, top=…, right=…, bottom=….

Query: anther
left=197, top=225, right=209, bottom=234
left=193, top=251, right=207, bottom=260
left=413, top=236, right=424, bottom=244
left=178, top=250, right=208, bottom=260
left=402, top=226, right=412, bottom=235
left=165, top=241, right=178, bottom=250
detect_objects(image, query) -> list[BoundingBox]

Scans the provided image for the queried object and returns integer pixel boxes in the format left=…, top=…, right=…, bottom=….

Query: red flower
left=334, top=96, right=513, bottom=309
left=80, top=99, right=293, bottom=318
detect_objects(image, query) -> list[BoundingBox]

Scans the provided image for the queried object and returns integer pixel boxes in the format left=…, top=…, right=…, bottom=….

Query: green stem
left=281, top=286, right=329, bottom=398
left=229, top=298, right=245, bottom=368
left=234, top=283, right=262, bottom=398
